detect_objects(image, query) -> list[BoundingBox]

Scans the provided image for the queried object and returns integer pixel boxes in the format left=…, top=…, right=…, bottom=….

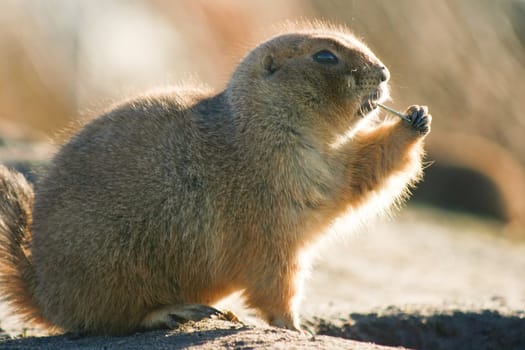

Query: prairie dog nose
left=379, top=66, right=390, bottom=82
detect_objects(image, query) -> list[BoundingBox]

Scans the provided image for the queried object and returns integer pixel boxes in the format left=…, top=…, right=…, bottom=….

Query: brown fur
left=0, top=23, right=431, bottom=335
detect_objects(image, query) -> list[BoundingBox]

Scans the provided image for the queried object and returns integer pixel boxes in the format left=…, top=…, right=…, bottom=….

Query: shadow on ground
left=310, top=308, right=525, bottom=350
left=0, top=324, right=244, bottom=350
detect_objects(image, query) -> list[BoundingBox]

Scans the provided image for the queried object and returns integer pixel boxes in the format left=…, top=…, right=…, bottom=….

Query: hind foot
left=141, top=303, right=240, bottom=330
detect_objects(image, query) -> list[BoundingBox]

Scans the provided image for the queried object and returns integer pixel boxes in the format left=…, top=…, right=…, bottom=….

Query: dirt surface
left=0, top=139, right=524, bottom=349
left=0, top=320, right=398, bottom=350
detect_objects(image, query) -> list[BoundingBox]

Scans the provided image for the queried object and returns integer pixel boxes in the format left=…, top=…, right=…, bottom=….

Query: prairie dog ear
left=262, top=53, right=280, bottom=76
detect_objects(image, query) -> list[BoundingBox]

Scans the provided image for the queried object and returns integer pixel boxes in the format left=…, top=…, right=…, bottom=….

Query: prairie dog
left=0, top=23, right=431, bottom=335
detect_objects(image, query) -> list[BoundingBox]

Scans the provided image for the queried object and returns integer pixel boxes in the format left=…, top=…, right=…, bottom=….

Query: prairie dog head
left=228, top=25, right=390, bottom=145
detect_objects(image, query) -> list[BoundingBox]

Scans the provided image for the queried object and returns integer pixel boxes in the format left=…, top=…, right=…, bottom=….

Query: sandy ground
left=0, top=139, right=524, bottom=349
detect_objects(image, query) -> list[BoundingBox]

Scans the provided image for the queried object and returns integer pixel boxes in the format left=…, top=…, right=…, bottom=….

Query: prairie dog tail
left=0, top=166, right=49, bottom=329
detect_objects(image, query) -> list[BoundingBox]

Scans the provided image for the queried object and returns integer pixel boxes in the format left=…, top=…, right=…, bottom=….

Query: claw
left=168, top=304, right=224, bottom=323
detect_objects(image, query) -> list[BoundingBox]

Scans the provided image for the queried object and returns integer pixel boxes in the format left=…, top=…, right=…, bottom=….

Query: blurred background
left=1, top=0, right=525, bottom=235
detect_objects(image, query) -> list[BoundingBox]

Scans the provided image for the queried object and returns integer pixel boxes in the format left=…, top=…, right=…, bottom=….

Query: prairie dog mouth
left=358, top=87, right=387, bottom=116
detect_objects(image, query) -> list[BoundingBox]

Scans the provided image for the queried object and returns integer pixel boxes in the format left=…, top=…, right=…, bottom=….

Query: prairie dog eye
left=312, top=50, right=338, bottom=64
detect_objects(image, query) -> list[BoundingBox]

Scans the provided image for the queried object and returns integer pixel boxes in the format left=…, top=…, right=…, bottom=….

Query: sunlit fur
left=0, top=21, right=429, bottom=335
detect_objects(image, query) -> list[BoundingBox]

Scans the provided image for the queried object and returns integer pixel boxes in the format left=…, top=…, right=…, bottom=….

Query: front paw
left=404, top=105, right=431, bottom=135
left=270, top=315, right=301, bottom=332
